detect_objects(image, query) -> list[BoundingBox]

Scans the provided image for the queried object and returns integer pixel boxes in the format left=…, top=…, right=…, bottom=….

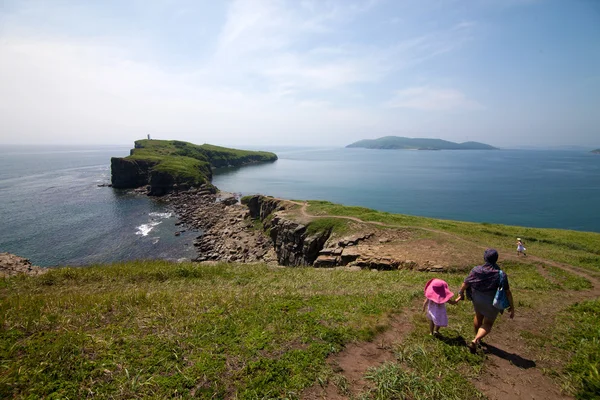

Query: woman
left=456, top=248, right=515, bottom=351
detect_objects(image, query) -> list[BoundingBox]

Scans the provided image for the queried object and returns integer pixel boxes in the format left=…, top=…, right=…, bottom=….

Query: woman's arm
left=456, top=281, right=469, bottom=302
left=422, top=298, right=428, bottom=312
left=507, top=289, right=515, bottom=319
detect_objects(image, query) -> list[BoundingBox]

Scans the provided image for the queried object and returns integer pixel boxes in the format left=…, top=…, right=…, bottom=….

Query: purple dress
left=426, top=300, right=448, bottom=327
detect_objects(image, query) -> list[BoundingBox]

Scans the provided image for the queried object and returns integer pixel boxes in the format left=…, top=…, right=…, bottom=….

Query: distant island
left=111, top=139, right=277, bottom=195
left=346, top=136, right=497, bottom=150
left=592, top=149, right=600, bottom=154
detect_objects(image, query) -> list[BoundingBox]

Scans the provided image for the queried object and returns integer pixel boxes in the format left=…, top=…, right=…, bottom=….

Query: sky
left=0, top=0, right=599, bottom=148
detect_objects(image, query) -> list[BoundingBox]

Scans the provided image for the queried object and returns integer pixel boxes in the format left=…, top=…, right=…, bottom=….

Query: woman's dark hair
left=484, top=248, right=499, bottom=264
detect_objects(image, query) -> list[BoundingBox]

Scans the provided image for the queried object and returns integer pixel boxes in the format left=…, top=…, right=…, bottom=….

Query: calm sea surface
left=1, top=145, right=599, bottom=266
left=0, top=146, right=198, bottom=267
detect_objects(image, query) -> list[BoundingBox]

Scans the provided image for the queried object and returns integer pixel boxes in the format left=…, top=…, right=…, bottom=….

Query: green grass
left=150, top=156, right=212, bottom=187
left=305, top=218, right=350, bottom=236
left=545, top=265, right=593, bottom=291
left=362, top=313, right=485, bottom=400
left=1, top=261, right=431, bottom=399
left=307, top=201, right=600, bottom=271
left=551, top=300, right=600, bottom=399
left=1, top=253, right=597, bottom=398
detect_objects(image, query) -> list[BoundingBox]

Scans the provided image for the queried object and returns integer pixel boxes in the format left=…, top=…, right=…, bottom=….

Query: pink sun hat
left=424, top=278, right=454, bottom=304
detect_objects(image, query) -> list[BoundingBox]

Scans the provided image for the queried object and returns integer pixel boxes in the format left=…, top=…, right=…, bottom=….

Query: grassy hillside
left=346, top=136, right=497, bottom=150
left=1, top=259, right=597, bottom=399
left=130, top=140, right=278, bottom=168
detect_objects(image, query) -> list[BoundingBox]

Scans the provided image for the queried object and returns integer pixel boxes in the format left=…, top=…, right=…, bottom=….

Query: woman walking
left=456, top=248, right=515, bottom=352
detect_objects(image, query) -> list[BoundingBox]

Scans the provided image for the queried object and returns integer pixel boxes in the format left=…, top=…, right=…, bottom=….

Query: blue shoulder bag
left=492, top=270, right=510, bottom=310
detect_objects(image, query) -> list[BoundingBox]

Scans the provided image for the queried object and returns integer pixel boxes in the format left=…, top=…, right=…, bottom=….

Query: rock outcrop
left=266, top=215, right=331, bottom=266
left=243, top=195, right=332, bottom=266
left=110, top=157, right=156, bottom=189
left=0, top=253, right=47, bottom=277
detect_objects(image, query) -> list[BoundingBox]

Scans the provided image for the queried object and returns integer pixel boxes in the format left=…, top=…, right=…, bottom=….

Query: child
left=517, top=238, right=526, bottom=256
left=423, top=278, right=458, bottom=335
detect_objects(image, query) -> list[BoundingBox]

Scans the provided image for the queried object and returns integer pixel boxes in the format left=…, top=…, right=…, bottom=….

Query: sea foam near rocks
left=135, top=212, right=173, bottom=236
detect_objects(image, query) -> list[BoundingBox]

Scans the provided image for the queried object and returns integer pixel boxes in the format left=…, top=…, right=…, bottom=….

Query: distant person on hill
left=455, top=249, right=515, bottom=352
left=516, top=238, right=526, bottom=256
left=423, top=278, right=459, bottom=336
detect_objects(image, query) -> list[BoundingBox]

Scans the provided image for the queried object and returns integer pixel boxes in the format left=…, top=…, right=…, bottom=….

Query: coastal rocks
left=166, top=190, right=274, bottom=263
left=219, top=195, right=238, bottom=207
left=167, top=192, right=454, bottom=272
left=0, top=253, right=47, bottom=277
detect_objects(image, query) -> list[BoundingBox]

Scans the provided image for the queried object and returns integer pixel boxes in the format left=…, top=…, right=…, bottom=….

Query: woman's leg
left=428, top=319, right=434, bottom=335
left=473, top=312, right=484, bottom=335
left=474, top=318, right=495, bottom=343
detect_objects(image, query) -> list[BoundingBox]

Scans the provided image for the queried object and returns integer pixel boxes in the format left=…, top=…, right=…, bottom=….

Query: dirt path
left=291, top=200, right=600, bottom=400
left=302, top=305, right=419, bottom=400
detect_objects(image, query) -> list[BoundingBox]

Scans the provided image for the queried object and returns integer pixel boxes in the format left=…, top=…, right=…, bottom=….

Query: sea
left=1, top=145, right=599, bottom=267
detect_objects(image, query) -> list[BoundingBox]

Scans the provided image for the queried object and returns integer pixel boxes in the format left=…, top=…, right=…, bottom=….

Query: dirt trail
left=302, top=306, right=419, bottom=400
left=291, top=200, right=600, bottom=400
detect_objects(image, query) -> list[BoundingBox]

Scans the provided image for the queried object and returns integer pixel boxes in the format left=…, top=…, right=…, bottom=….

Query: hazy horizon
left=1, top=0, right=599, bottom=148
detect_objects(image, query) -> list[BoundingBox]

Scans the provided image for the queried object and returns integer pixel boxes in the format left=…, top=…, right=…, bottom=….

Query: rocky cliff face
left=244, top=195, right=331, bottom=266
left=110, top=158, right=157, bottom=189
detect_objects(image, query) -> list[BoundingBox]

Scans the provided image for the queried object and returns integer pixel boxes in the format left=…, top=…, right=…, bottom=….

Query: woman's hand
left=508, top=307, right=515, bottom=319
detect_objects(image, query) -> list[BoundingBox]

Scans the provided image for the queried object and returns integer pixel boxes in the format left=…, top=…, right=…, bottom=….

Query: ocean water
left=0, top=146, right=198, bottom=267
left=1, top=145, right=599, bottom=267
left=213, top=147, right=600, bottom=233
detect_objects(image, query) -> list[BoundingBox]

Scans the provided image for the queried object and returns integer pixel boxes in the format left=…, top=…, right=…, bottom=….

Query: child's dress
left=517, top=242, right=526, bottom=252
left=426, top=300, right=448, bottom=327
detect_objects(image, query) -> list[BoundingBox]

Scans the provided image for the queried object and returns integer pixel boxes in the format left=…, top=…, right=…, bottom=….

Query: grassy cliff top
left=128, top=139, right=278, bottom=167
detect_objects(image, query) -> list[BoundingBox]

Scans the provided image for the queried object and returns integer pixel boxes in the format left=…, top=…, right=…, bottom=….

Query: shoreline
left=164, top=187, right=277, bottom=264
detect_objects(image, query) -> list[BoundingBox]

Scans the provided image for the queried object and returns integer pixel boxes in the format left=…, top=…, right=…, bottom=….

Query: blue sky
left=0, top=0, right=598, bottom=147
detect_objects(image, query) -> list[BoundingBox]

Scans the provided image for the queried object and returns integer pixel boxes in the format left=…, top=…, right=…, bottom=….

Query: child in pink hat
left=423, top=278, right=458, bottom=335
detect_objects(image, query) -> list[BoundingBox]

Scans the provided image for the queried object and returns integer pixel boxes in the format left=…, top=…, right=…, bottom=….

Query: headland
left=110, top=139, right=277, bottom=195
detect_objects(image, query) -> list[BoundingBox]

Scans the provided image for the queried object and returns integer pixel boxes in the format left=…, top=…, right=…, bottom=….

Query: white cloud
left=0, top=0, right=483, bottom=145
left=386, top=86, right=483, bottom=111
